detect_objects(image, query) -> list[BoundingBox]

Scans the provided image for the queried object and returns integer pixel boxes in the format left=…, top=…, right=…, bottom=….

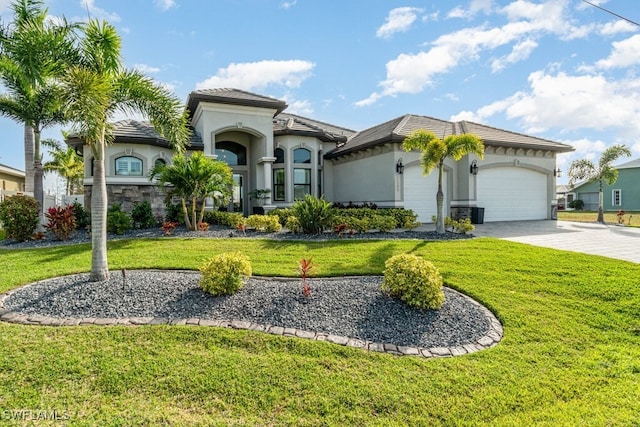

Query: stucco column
left=259, top=157, right=276, bottom=206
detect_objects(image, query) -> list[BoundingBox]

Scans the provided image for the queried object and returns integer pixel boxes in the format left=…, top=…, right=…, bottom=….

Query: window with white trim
left=612, top=189, right=622, bottom=207
left=115, top=156, right=143, bottom=176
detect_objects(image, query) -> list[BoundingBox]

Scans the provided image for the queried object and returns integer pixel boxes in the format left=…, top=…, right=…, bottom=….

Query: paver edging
left=0, top=280, right=503, bottom=359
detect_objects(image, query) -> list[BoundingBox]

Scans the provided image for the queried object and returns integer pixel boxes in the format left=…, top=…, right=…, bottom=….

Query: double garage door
left=403, top=166, right=548, bottom=222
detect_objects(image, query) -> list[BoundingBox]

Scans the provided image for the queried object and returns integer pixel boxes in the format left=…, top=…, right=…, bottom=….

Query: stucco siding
left=574, top=168, right=640, bottom=211
left=331, top=152, right=396, bottom=204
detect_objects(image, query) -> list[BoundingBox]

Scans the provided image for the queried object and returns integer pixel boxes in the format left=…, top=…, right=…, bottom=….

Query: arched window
left=274, top=147, right=285, bottom=164
left=216, top=141, right=247, bottom=166
left=293, top=148, right=311, bottom=164
left=115, top=156, right=143, bottom=176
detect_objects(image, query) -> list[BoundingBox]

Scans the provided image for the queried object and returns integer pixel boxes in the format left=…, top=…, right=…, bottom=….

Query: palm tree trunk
left=435, top=164, right=445, bottom=234
left=33, top=128, right=44, bottom=229
left=597, top=180, right=605, bottom=223
left=181, top=197, right=192, bottom=230
left=23, top=124, right=34, bottom=193
left=191, top=195, right=197, bottom=231
left=90, top=142, right=109, bottom=281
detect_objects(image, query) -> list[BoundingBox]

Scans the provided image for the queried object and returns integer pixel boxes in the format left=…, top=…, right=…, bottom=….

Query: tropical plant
left=45, top=205, right=76, bottom=240
left=291, top=194, right=334, bottom=234
left=61, top=19, right=190, bottom=281
left=298, top=257, right=314, bottom=297
left=106, top=203, right=132, bottom=235
left=70, top=200, right=89, bottom=230
left=42, top=138, right=84, bottom=195
left=131, top=200, right=156, bottom=229
left=0, top=194, right=39, bottom=241
left=568, top=144, right=631, bottom=223
left=402, top=130, right=484, bottom=234
left=0, top=0, right=77, bottom=220
left=150, top=152, right=233, bottom=231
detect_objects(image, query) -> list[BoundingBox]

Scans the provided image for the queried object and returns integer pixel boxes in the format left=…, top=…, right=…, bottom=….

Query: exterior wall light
left=396, top=159, right=404, bottom=174
left=470, top=160, right=479, bottom=175
left=554, top=168, right=562, bottom=177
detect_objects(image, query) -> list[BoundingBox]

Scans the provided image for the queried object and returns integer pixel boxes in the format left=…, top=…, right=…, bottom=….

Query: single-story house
left=571, top=158, right=640, bottom=211
left=66, top=88, right=574, bottom=223
left=0, top=162, right=25, bottom=195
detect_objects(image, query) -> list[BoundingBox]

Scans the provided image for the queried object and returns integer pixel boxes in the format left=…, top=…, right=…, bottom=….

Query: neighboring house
left=0, top=163, right=25, bottom=196
left=571, top=158, right=640, bottom=211
left=66, top=88, right=574, bottom=222
left=556, top=184, right=575, bottom=210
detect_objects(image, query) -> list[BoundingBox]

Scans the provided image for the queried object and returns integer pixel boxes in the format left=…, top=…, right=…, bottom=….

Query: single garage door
left=403, top=165, right=447, bottom=223
left=476, top=167, right=547, bottom=222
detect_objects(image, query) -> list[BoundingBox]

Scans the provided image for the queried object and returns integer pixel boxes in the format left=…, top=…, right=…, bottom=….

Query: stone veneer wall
left=84, top=184, right=168, bottom=221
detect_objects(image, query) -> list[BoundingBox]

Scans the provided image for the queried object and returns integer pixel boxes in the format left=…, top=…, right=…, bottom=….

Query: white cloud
left=447, top=0, right=493, bottom=19
left=281, top=94, right=313, bottom=116
left=450, top=110, right=480, bottom=122
left=195, top=60, right=315, bottom=91
left=155, top=0, right=177, bottom=11
left=596, top=34, right=640, bottom=69
left=133, top=64, right=161, bottom=74
left=491, top=38, right=538, bottom=72
left=357, top=0, right=587, bottom=106
left=280, top=0, right=297, bottom=10
left=80, top=0, right=121, bottom=22
left=376, top=7, right=423, bottom=39
left=599, top=19, right=638, bottom=36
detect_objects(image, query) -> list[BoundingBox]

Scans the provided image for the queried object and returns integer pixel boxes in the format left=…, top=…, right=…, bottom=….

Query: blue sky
left=0, top=0, right=638, bottom=190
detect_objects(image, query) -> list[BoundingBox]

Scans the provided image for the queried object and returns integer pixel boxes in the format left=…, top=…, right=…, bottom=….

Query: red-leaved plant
left=298, top=257, right=315, bottom=297
left=161, top=221, right=178, bottom=235
left=45, top=205, right=76, bottom=241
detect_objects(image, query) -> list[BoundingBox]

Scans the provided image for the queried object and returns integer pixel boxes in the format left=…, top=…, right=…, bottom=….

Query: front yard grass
left=558, top=210, right=639, bottom=226
left=0, top=238, right=639, bottom=425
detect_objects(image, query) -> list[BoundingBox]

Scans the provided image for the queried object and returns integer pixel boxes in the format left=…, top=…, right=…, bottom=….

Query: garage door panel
left=403, top=166, right=446, bottom=223
left=477, top=168, right=547, bottom=222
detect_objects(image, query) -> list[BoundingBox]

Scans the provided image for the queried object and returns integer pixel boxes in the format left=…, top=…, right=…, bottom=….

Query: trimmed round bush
left=199, top=252, right=252, bottom=296
left=0, top=195, right=40, bottom=242
left=382, top=254, right=444, bottom=310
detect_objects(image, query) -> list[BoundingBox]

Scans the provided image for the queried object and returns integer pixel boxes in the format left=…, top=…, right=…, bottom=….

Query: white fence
left=0, top=191, right=84, bottom=226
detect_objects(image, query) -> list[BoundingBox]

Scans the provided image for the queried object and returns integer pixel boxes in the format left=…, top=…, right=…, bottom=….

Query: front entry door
left=229, top=172, right=247, bottom=215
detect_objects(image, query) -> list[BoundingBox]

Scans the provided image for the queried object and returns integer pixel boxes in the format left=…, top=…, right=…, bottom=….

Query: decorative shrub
left=71, top=201, right=90, bottom=230
left=45, top=205, right=76, bottom=241
left=382, top=254, right=444, bottom=310
left=568, top=199, right=584, bottom=210
left=131, top=200, right=156, bottom=229
left=285, top=216, right=301, bottom=233
left=291, top=195, right=334, bottom=234
left=197, top=221, right=210, bottom=231
left=370, top=215, right=396, bottom=232
left=0, top=195, right=40, bottom=242
left=107, top=203, right=132, bottom=235
left=202, top=211, right=244, bottom=228
left=266, top=208, right=293, bottom=226
left=199, top=252, right=252, bottom=296
left=246, top=214, right=282, bottom=232
left=161, top=221, right=178, bottom=235
left=164, top=201, right=183, bottom=224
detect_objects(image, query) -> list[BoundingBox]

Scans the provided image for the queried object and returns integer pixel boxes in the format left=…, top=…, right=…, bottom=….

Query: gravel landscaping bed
left=3, top=270, right=490, bottom=349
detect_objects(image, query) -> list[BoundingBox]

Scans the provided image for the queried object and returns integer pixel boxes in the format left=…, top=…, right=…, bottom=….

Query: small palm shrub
left=200, top=252, right=252, bottom=296
left=0, top=195, right=40, bottom=242
left=246, top=214, right=282, bottom=232
left=382, top=254, right=444, bottom=310
left=131, top=200, right=156, bottom=229
left=107, top=203, right=132, bottom=235
left=291, top=195, right=334, bottom=234
left=45, top=205, right=76, bottom=240
left=285, top=216, right=301, bottom=233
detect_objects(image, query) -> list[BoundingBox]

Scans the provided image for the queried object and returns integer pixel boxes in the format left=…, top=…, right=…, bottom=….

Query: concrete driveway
left=471, top=220, right=640, bottom=263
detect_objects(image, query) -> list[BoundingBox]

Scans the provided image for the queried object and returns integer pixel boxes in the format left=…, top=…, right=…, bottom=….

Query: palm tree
left=568, top=144, right=631, bottom=223
left=62, top=19, right=190, bottom=281
left=150, top=152, right=233, bottom=230
left=403, top=129, right=484, bottom=234
left=42, top=138, right=84, bottom=195
left=0, top=0, right=77, bottom=219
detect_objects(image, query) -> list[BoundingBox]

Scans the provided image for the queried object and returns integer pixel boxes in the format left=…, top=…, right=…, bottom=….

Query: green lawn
left=558, top=210, right=640, bottom=226
left=1, top=238, right=639, bottom=426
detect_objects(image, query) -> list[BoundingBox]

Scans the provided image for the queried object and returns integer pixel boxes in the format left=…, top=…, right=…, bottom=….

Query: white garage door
left=476, top=167, right=547, bottom=222
left=403, top=165, right=447, bottom=223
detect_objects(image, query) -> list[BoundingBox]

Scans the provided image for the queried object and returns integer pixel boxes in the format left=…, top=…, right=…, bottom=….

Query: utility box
left=471, top=207, right=485, bottom=224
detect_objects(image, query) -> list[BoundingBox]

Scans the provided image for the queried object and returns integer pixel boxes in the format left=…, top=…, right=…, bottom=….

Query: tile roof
left=326, top=114, right=574, bottom=158
left=187, top=88, right=288, bottom=117
left=65, top=120, right=203, bottom=150
left=273, top=113, right=355, bottom=143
